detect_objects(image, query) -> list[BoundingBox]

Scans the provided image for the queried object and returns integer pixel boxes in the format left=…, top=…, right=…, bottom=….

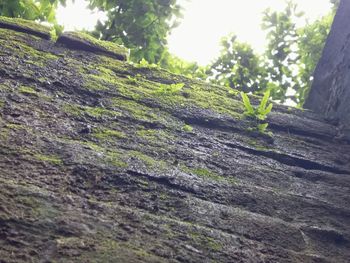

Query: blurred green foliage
left=0, top=0, right=67, bottom=23
left=89, top=0, right=183, bottom=64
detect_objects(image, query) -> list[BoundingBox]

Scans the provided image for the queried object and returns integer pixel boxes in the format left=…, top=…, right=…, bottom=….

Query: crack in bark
left=223, top=141, right=349, bottom=175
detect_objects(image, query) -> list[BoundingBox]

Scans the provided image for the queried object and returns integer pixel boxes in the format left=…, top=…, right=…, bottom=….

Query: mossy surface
left=33, top=153, right=62, bottom=165
left=0, top=16, right=51, bottom=37
left=93, top=128, right=125, bottom=140
left=19, top=85, right=38, bottom=95
left=61, top=31, right=129, bottom=60
left=0, top=20, right=349, bottom=263
left=182, top=166, right=236, bottom=184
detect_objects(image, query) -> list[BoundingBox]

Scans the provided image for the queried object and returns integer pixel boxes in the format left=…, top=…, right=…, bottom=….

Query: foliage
left=159, top=49, right=207, bottom=79
left=261, top=1, right=303, bottom=104
left=207, top=34, right=267, bottom=93
left=207, top=0, right=336, bottom=106
left=155, top=83, right=184, bottom=95
left=182, top=124, right=193, bottom=132
left=241, top=90, right=273, bottom=133
left=296, top=13, right=334, bottom=104
left=0, top=0, right=67, bottom=23
left=88, top=0, right=183, bottom=64
left=135, top=58, right=159, bottom=69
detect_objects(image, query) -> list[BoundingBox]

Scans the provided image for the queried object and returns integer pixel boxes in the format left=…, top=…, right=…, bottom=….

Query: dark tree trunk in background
left=305, top=0, right=350, bottom=138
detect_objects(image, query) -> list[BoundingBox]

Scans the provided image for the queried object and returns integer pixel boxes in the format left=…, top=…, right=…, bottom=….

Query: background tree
left=296, top=13, right=334, bottom=104
left=206, top=34, right=267, bottom=93
left=207, top=0, right=336, bottom=105
left=88, top=0, right=183, bottom=63
left=159, top=49, right=207, bottom=79
left=0, top=0, right=67, bottom=23
left=261, top=1, right=303, bottom=104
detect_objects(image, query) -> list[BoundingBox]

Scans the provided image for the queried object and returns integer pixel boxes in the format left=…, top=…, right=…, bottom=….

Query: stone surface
left=0, top=19, right=349, bottom=263
left=0, top=16, right=51, bottom=39
left=305, top=0, right=350, bottom=139
left=57, top=31, right=129, bottom=61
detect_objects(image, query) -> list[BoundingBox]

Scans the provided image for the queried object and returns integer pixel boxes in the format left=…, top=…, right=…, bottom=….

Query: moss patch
left=0, top=29, right=58, bottom=67
left=93, top=128, right=126, bottom=140
left=190, top=232, right=222, bottom=252
left=182, top=166, right=236, bottom=184
left=0, top=16, right=51, bottom=38
left=128, top=150, right=167, bottom=171
left=61, top=31, right=129, bottom=60
left=62, top=103, right=121, bottom=119
left=19, top=85, right=38, bottom=96
left=81, top=141, right=127, bottom=168
left=182, top=124, right=193, bottom=133
left=33, top=153, right=62, bottom=165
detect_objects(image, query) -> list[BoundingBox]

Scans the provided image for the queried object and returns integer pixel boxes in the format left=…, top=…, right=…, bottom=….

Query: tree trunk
left=305, top=0, right=350, bottom=138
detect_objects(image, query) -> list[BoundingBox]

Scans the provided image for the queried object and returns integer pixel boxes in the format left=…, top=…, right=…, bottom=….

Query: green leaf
left=240, top=92, right=254, bottom=115
left=261, top=103, right=273, bottom=115
left=258, top=123, right=269, bottom=133
left=258, top=90, right=270, bottom=113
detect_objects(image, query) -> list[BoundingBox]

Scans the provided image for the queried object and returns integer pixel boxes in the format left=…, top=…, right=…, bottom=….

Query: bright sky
left=57, top=0, right=332, bottom=65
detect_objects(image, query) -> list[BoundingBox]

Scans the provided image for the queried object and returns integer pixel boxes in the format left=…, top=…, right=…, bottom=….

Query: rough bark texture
left=0, top=18, right=350, bottom=263
left=305, top=0, right=350, bottom=139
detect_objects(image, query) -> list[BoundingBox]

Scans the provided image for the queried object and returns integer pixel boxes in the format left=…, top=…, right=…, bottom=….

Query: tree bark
left=305, top=0, right=350, bottom=138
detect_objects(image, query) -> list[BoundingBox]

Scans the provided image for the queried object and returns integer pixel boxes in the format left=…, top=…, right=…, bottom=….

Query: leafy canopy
left=0, top=0, right=67, bottom=23
left=206, top=0, right=336, bottom=106
left=207, top=34, right=268, bottom=94
left=89, top=0, right=183, bottom=63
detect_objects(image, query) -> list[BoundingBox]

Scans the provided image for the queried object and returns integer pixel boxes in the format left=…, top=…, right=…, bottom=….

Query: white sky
left=57, top=0, right=333, bottom=65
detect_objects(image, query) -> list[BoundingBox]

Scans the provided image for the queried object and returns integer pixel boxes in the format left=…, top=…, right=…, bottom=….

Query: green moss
left=33, top=153, right=62, bottom=165
left=0, top=16, right=51, bottom=36
left=0, top=99, right=4, bottom=108
left=85, top=106, right=121, bottom=118
left=83, top=66, right=121, bottom=91
left=62, top=104, right=84, bottom=116
left=62, top=103, right=121, bottom=119
left=81, top=141, right=127, bottom=168
left=245, top=138, right=276, bottom=152
left=136, top=128, right=175, bottom=144
left=19, top=85, right=38, bottom=96
left=182, top=166, right=236, bottom=184
left=153, top=84, right=244, bottom=119
left=190, top=232, right=222, bottom=252
left=93, top=128, right=125, bottom=140
left=64, top=31, right=129, bottom=59
left=0, top=83, right=10, bottom=91
left=182, top=124, right=193, bottom=132
left=94, top=58, right=244, bottom=119
left=0, top=29, right=58, bottom=67
left=111, top=97, right=165, bottom=123
left=128, top=150, right=167, bottom=171
left=0, top=128, right=9, bottom=141
left=75, top=238, right=166, bottom=263
left=16, top=194, right=59, bottom=219
left=106, top=152, right=128, bottom=168
left=154, top=83, right=184, bottom=95
left=136, top=129, right=157, bottom=139
left=5, top=123, right=24, bottom=129
left=81, top=141, right=105, bottom=152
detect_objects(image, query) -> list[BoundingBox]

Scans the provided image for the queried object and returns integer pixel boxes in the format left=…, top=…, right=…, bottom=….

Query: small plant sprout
left=240, top=90, right=273, bottom=133
left=155, top=83, right=184, bottom=95
left=182, top=124, right=193, bottom=132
